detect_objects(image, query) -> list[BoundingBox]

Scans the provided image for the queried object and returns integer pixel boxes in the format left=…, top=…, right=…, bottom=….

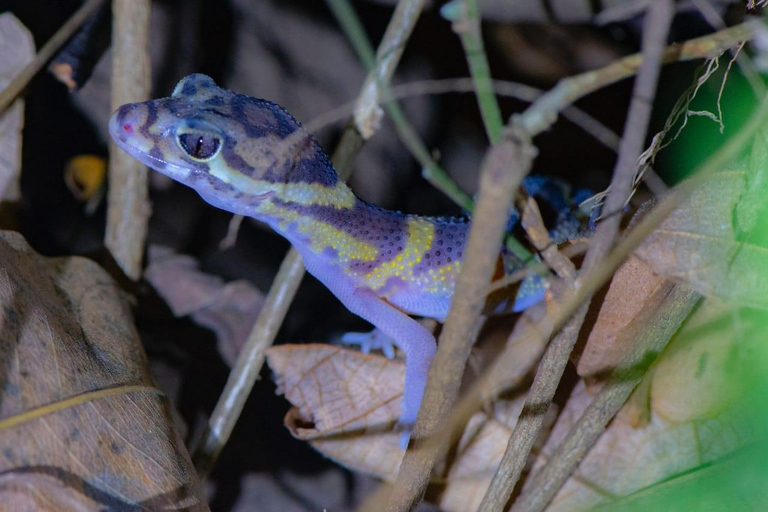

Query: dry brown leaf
left=636, top=169, right=768, bottom=309
left=267, top=343, right=559, bottom=512
left=146, top=245, right=265, bottom=366
left=439, top=397, right=556, bottom=512
left=0, top=231, right=207, bottom=510
left=266, top=344, right=404, bottom=480
left=529, top=302, right=754, bottom=512
left=0, top=470, right=107, bottom=512
left=577, top=255, right=672, bottom=390
left=531, top=382, right=750, bottom=512
left=0, top=14, right=34, bottom=203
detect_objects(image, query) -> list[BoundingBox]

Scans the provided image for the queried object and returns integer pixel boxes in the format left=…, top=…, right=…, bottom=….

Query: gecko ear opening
left=172, top=74, right=218, bottom=98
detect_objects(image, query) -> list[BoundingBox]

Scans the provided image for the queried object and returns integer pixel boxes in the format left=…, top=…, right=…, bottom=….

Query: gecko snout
left=108, top=103, right=142, bottom=144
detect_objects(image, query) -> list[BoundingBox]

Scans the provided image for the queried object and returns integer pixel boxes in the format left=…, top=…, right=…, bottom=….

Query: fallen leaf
left=636, top=169, right=768, bottom=309
left=0, top=13, right=34, bottom=202
left=267, top=343, right=559, bottom=512
left=146, top=245, right=265, bottom=366
left=0, top=231, right=207, bottom=510
left=577, top=255, right=672, bottom=390
left=529, top=381, right=751, bottom=512
left=528, top=301, right=758, bottom=512
left=266, top=344, right=404, bottom=480
left=0, top=469, right=108, bottom=512
left=439, top=397, right=556, bottom=512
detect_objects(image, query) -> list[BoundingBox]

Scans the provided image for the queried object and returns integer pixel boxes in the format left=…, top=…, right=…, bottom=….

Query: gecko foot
left=341, top=328, right=397, bottom=359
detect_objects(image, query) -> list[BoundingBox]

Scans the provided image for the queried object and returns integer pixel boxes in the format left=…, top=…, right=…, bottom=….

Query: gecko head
left=108, top=74, right=339, bottom=214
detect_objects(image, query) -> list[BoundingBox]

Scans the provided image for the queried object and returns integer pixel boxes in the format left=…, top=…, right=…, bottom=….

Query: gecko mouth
left=108, top=110, right=191, bottom=179
left=113, top=137, right=191, bottom=179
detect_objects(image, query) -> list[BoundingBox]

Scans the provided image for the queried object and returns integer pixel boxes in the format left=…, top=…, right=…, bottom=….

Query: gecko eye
left=177, top=132, right=221, bottom=161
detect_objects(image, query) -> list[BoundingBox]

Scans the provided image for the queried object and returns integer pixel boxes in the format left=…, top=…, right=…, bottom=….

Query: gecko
left=109, top=74, right=579, bottom=447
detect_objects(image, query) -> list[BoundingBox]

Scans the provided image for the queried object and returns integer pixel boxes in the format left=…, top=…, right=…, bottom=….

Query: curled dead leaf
left=266, top=344, right=404, bottom=480
left=267, top=343, right=558, bottom=512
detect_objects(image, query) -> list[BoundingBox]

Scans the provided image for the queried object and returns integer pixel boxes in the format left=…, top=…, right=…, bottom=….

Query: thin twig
left=583, top=0, right=673, bottom=270
left=386, top=125, right=536, bottom=511
left=304, top=78, right=620, bottom=153
left=442, top=0, right=538, bottom=265
left=106, top=0, right=151, bottom=281
left=325, top=0, right=376, bottom=68
left=518, top=21, right=756, bottom=137
left=442, top=0, right=504, bottom=144
left=191, top=0, right=425, bottom=478
left=192, top=247, right=305, bottom=476
left=478, top=2, right=675, bottom=509
left=354, top=0, right=426, bottom=138
left=0, top=0, right=105, bottom=113
left=521, top=197, right=576, bottom=280
left=326, top=0, right=473, bottom=212
left=511, top=285, right=700, bottom=512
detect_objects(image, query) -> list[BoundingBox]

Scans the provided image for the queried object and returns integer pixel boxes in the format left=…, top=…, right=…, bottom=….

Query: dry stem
left=107, top=0, right=151, bottom=280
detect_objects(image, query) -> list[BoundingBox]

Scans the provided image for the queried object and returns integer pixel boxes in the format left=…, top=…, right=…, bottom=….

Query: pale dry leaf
left=265, top=344, right=404, bottom=480
left=636, top=169, right=768, bottom=309
left=577, top=255, right=672, bottom=390
left=530, top=302, right=756, bottom=512
left=439, top=397, right=557, bottom=512
left=266, top=344, right=559, bottom=511
left=227, top=469, right=379, bottom=512
left=146, top=245, right=265, bottom=366
left=0, top=470, right=106, bottom=512
left=0, top=231, right=207, bottom=510
left=0, top=14, right=34, bottom=202
left=534, top=382, right=750, bottom=512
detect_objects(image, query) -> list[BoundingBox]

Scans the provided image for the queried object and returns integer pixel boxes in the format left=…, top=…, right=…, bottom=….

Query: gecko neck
left=249, top=167, right=414, bottom=268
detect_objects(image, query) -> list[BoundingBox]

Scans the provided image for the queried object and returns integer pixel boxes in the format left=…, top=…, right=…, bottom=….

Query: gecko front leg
left=302, top=254, right=436, bottom=448
left=343, top=289, right=436, bottom=448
